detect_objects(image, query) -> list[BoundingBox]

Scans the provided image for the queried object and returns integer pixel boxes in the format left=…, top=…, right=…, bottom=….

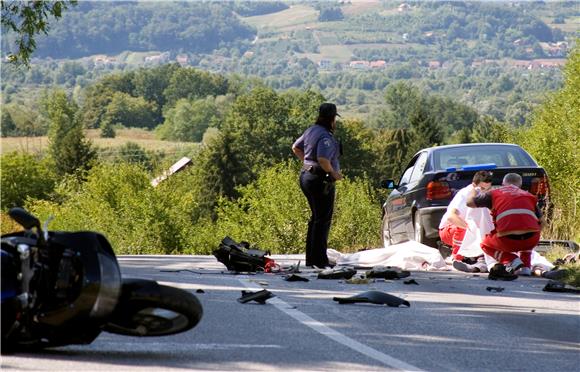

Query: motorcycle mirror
left=9, top=207, right=41, bottom=231
left=43, top=215, right=54, bottom=242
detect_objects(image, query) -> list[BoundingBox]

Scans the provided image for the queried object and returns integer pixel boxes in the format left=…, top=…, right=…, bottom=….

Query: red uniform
left=439, top=225, right=466, bottom=260
left=474, top=185, right=541, bottom=268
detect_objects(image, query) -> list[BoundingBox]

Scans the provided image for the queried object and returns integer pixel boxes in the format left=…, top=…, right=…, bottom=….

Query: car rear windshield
left=433, top=145, right=536, bottom=170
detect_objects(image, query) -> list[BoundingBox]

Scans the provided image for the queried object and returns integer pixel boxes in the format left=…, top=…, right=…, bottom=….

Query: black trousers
left=299, top=170, right=335, bottom=267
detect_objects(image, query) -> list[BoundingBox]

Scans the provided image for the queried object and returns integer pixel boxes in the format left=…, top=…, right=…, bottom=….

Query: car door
left=386, top=154, right=420, bottom=244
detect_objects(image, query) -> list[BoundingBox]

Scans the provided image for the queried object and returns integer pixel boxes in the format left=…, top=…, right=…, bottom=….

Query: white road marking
left=240, top=279, right=424, bottom=371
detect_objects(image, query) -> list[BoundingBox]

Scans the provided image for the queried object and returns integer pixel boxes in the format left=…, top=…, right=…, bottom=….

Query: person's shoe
left=452, top=260, right=477, bottom=273
left=488, top=264, right=518, bottom=281
left=505, top=257, right=524, bottom=274
left=515, top=267, right=532, bottom=276
left=313, top=265, right=332, bottom=270
left=472, top=256, right=488, bottom=273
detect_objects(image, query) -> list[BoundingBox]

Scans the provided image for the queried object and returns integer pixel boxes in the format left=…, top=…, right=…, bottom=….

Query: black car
left=381, top=143, right=550, bottom=248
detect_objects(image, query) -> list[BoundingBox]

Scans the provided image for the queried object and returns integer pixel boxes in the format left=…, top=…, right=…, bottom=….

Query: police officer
left=292, top=103, right=343, bottom=269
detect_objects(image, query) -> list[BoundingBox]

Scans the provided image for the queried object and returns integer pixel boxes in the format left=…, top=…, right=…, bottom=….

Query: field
left=0, top=128, right=196, bottom=156
left=242, top=4, right=318, bottom=32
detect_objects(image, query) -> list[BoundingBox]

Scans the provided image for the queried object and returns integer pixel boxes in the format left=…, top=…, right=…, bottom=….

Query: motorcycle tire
left=103, top=279, right=203, bottom=337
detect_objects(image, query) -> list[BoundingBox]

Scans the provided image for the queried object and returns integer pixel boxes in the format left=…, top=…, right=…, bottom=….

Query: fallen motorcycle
left=1, top=207, right=203, bottom=353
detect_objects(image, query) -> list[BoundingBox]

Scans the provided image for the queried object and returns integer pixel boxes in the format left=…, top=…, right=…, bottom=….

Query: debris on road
left=366, top=266, right=410, bottom=280
left=486, top=286, right=505, bottom=293
left=283, top=274, right=309, bottom=282
left=403, top=279, right=419, bottom=285
left=333, top=290, right=410, bottom=307
left=318, top=267, right=357, bottom=280
left=237, top=289, right=276, bottom=304
left=543, top=281, right=580, bottom=294
left=346, top=277, right=371, bottom=284
left=196, top=289, right=205, bottom=293
left=213, top=236, right=274, bottom=273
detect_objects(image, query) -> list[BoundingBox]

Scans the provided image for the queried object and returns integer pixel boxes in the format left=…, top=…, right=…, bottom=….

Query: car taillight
left=426, top=181, right=452, bottom=200
left=530, top=176, right=549, bottom=197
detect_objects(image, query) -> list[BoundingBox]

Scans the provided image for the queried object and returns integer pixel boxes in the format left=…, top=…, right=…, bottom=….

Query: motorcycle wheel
left=103, top=279, right=203, bottom=337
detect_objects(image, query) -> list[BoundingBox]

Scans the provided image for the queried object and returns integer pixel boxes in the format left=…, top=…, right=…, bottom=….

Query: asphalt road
left=2, top=254, right=579, bottom=371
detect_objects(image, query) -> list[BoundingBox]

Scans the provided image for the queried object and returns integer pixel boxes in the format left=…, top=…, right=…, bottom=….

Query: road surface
left=2, top=254, right=579, bottom=371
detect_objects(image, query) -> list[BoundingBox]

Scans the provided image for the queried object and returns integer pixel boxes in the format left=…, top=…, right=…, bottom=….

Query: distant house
left=176, top=54, right=189, bottom=66
left=349, top=60, right=370, bottom=69
left=370, top=60, right=387, bottom=68
left=398, top=3, right=411, bottom=12
left=530, top=59, right=566, bottom=69
left=93, top=55, right=116, bottom=66
left=243, top=51, right=254, bottom=58
left=318, top=59, right=332, bottom=69
left=145, top=52, right=170, bottom=64
left=428, top=60, right=441, bottom=69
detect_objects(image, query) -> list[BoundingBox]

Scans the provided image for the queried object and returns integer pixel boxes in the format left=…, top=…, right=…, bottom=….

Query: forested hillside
left=1, top=1, right=579, bottom=253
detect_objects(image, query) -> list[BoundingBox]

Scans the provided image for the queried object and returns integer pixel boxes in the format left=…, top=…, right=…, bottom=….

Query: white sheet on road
left=327, top=241, right=448, bottom=271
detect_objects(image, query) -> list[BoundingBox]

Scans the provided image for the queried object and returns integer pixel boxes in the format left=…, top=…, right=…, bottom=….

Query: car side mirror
left=381, top=179, right=397, bottom=189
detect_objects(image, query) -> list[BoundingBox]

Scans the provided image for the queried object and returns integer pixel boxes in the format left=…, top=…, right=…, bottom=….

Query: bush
left=1, top=152, right=56, bottom=210
left=213, top=162, right=381, bottom=254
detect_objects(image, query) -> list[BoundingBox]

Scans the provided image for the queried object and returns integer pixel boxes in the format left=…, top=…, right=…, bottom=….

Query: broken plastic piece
left=333, top=290, right=410, bottom=307
left=542, top=281, right=580, bottom=294
left=196, top=289, right=205, bottom=293
left=283, top=260, right=301, bottom=274
left=366, top=266, right=411, bottom=279
left=403, top=279, right=419, bottom=285
left=318, top=267, right=357, bottom=280
left=237, top=289, right=276, bottom=304
left=283, top=274, right=309, bottom=282
left=346, top=277, right=370, bottom=284
left=486, top=286, right=504, bottom=293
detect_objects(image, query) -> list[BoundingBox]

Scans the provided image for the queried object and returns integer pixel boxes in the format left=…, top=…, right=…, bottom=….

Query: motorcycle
left=1, top=207, right=203, bottom=353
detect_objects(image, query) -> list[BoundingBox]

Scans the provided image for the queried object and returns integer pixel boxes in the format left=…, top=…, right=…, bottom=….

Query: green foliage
left=163, top=68, right=229, bottom=107
left=5, top=2, right=255, bottom=60
left=100, top=120, right=116, bottom=138
left=27, top=163, right=186, bottom=254
left=214, top=162, right=380, bottom=253
left=408, top=105, right=443, bottom=155
left=334, top=118, right=376, bottom=180
left=1, top=0, right=77, bottom=65
left=518, top=44, right=580, bottom=241
left=0, top=152, right=56, bottom=210
left=43, top=90, right=96, bottom=176
left=233, top=1, right=288, bottom=17
left=1, top=110, right=17, bottom=137
left=156, top=97, right=222, bottom=142
left=103, top=92, right=157, bottom=129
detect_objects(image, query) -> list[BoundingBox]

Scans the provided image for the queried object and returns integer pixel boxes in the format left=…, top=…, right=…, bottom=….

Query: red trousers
left=439, top=225, right=466, bottom=260
left=480, top=231, right=540, bottom=268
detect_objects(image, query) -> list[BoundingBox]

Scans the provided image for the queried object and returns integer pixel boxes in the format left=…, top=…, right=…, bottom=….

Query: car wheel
left=381, top=214, right=392, bottom=247
left=413, top=211, right=437, bottom=248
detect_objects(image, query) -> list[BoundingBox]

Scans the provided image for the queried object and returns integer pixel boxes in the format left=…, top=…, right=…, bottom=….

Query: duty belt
left=302, top=164, right=328, bottom=176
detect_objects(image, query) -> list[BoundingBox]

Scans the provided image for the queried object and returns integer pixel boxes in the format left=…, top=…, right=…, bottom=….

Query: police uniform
left=292, top=112, right=341, bottom=268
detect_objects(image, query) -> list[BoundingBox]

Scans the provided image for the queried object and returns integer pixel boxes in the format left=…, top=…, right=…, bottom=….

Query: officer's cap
left=319, top=103, right=341, bottom=119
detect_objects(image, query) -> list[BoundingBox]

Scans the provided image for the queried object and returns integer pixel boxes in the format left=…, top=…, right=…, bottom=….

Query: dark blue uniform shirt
left=293, top=125, right=340, bottom=171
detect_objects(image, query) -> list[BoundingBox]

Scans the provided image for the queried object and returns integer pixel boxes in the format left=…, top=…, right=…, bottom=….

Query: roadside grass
left=0, top=128, right=197, bottom=155
left=544, top=245, right=580, bottom=287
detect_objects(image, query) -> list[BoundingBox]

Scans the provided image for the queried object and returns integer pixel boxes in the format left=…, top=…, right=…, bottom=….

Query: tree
left=1, top=110, right=17, bottom=137
left=408, top=105, right=442, bottom=155
left=103, top=92, right=157, bottom=129
left=0, top=152, right=56, bottom=209
left=156, top=97, right=221, bottom=142
left=1, top=0, right=77, bottom=65
left=44, top=90, right=95, bottom=176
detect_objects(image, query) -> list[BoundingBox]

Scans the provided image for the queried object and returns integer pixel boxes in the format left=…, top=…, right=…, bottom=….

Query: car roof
left=418, top=143, right=523, bottom=155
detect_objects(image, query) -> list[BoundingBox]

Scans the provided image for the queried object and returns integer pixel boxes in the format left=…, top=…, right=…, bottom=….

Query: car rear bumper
left=418, top=206, right=447, bottom=239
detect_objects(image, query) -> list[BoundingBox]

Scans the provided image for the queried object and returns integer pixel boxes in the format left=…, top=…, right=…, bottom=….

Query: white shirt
left=438, top=184, right=474, bottom=229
